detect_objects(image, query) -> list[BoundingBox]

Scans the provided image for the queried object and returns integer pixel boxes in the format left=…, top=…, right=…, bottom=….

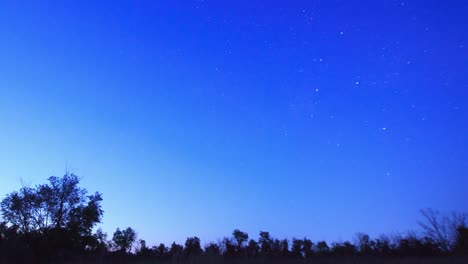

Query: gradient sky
left=1, top=0, right=467, bottom=246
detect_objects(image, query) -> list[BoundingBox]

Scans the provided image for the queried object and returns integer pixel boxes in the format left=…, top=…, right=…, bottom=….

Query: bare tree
left=418, top=208, right=467, bottom=252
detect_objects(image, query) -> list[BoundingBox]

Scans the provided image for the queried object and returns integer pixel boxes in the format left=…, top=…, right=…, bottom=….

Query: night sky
left=0, top=1, right=467, bottom=246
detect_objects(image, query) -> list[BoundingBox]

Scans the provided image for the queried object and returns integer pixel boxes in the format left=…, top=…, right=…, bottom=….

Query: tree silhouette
left=155, top=243, right=168, bottom=258
left=374, top=234, right=392, bottom=256
left=136, top=239, right=154, bottom=257
left=92, top=227, right=109, bottom=261
left=331, top=241, right=356, bottom=256
left=169, top=241, right=184, bottom=259
left=246, top=239, right=259, bottom=258
left=42, top=174, right=87, bottom=229
left=232, top=229, right=248, bottom=254
left=0, top=187, right=36, bottom=233
left=355, top=232, right=373, bottom=255
left=419, top=208, right=467, bottom=253
left=291, top=238, right=303, bottom=258
left=0, top=173, right=103, bottom=258
left=259, top=231, right=272, bottom=256
left=222, top=237, right=236, bottom=257
left=184, top=236, right=202, bottom=257
left=303, top=238, right=314, bottom=258
left=204, top=242, right=220, bottom=257
left=1, top=174, right=468, bottom=262
left=316, top=240, right=330, bottom=255
left=280, top=239, right=289, bottom=257
left=1, top=174, right=103, bottom=236
left=454, top=227, right=468, bottom=255
left=271, top=238, right=284, bottom=257
left=112, top=227, right=136, bottom=253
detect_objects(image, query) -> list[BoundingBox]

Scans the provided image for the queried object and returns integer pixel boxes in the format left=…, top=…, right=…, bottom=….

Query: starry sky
left=0, top=1, right=467, bottom=246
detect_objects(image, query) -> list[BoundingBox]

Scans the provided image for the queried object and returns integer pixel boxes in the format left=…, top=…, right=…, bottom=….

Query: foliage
left=184, top=236, right=202, bottom=257
left=233, top=229, right=249, bottom=253
left=1, top=174, right=467, bottom=263
left=112, top=227, right=137, bottom=253
left=0, top=173, right=103, bottom=261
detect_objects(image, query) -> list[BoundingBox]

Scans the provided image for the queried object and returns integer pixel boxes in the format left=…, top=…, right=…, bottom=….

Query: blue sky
left=0, top=1, right=467, bottom=246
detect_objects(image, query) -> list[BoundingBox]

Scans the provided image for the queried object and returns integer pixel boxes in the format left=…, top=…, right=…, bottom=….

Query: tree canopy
left=0, top=173, right=103, bottom=258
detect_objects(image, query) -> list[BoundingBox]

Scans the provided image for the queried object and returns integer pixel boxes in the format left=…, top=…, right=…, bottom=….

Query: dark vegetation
left=0, top=174, right=467, bottom=263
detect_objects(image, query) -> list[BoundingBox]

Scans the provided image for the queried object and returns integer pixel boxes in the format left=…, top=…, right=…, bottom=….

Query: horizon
left=1, top=0, right=467, bottom=248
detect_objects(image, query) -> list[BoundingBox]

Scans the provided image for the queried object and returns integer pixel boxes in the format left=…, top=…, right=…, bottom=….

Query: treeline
left=0, top=174, right=467, bottom=264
